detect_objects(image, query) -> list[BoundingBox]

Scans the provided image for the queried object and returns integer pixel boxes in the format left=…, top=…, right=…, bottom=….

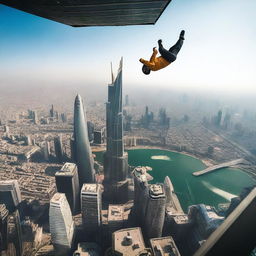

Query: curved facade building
left=73, top=94, right=95, bottom=184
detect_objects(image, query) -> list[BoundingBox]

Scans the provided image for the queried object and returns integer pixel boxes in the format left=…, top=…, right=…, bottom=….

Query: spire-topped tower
left=103, top=58, right=129, bottom=203
left=73, top=94, right=95, bottom=184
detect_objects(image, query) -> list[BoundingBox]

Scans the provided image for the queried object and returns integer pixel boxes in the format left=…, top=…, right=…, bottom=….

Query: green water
left=95, top=149, right=256, bottom=212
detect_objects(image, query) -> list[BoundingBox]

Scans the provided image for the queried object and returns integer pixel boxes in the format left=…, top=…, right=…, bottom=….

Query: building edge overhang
left=0, top=0, right=172, bottom=27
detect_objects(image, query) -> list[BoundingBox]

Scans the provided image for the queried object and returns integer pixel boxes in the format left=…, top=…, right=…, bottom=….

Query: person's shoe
left=180, top=30, right=185, bottom=40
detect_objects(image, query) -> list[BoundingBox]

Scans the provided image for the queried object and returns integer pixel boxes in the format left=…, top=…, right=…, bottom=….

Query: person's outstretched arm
left=139, top=48, right=158, bottom=69
left=150, top=47, right=158, bottom=62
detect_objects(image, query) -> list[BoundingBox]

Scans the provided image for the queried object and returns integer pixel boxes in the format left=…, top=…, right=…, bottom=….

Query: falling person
left=139, top=30, right=185, bottom=75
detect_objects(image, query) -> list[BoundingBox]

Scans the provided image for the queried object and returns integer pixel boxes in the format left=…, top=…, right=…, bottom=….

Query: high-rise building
left=125, top=94, right=129, bottom=106
left=49, top=193, right=74, bottom=256
left=55, top=111, right=59, bottom=120
left=73, top=94, right=95, bottom=184
left=164, top=176, right=183, bottom=214
left=24, top=135, right=32, bottom=146
left=3, top=125, right=9, bottom=133
left=93, top=128, right=105, bottom=144
left=70, top=137, right=75, bottom=162
left=87, top=121, right=94, bottom=143
left=9, top=210, right=23, bottom=256
left=144, top=184, right=166, bottom=239
left=150, top=236, right=181, bottom=256
left=0, top=204, right=9, bottom=252
left=188, top=204, right=224, bottom=240
left=43, top=141, right=51, bottom=161
left=81, top=184, right=102, bottom=231
left=50, top=104, right=54, bottom=118
left=61, top=113, right=67, bottom=123
left=132, top=166, right=152, bottom=225
left=54, top=135, right=64, bottom=163
left=0, top=180, right=22, bottom=213
left=107, top=204, right=124, bottom=235
left=55, top=162, right=80, bottom=215
left=112, top=227, right=153, bottom=256
left=103, top=58, right=129, bottom=203
left=32, top=110, right=39, bottom=125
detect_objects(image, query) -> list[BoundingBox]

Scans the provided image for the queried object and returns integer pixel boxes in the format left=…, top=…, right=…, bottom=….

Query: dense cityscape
left=0, top=60, right=256, bottom=256
left=1, top=0, right=256, bottom=255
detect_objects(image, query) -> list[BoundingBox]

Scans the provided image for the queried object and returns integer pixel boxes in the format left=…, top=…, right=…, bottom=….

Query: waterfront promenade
left=193, top=158, right=244, bottom=176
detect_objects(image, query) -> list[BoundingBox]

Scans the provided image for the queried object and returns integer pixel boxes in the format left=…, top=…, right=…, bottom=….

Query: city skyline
left=0, top=0, right=256, bottom=95
left=0, top=45, right=256, bottom=255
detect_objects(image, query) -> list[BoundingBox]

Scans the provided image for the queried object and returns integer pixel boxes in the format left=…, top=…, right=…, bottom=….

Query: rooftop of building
left=149, top=184, right=165, bottom=199
left=55, top=162, right=77, bottom=176
left=113, top=227, right=146, bottom=255
left=188, top=204, right=224, bottom=222
left=0, top=179, right=18, bottom=188
left=108, top=204, right=124, bottom=222
left=50, top=192, right=66, bottom=205
left=205, top=205, right=224, bottom=220
left=173, top=214, right=189, bottom=224
left=133, top=166, right=153, bottom=183
left=150, top=236, right=181, bottom=256
left=81, top=183, right=101, bottom=194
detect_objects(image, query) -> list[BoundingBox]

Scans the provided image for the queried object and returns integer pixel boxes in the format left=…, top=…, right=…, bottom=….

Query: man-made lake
left=95, top=148, right=255, bottom=212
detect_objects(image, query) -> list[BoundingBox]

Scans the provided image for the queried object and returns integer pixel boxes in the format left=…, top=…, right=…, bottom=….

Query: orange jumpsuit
left=139, top=48, right=170, bottom=71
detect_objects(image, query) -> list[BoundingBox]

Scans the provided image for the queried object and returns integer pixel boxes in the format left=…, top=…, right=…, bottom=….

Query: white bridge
left=193, top=158, right=245, bottom=176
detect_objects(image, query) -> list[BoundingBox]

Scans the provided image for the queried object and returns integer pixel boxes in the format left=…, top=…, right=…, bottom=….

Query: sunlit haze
left=0, top=0, right=256, bottom=94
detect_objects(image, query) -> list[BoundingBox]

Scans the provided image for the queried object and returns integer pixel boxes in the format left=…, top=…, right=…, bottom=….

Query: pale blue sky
left=0, top=0, right=256, bottom=94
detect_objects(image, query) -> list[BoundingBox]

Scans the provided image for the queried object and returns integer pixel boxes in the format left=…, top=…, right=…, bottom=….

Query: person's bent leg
left=158, top=40, right=176, bottom=62
left=169, top=30, right=185, bottom=56
left=169, top=37, right=184, bottom=57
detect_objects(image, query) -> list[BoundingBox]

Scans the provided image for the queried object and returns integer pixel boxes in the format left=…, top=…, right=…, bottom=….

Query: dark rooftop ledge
left=0, top=0, right=172, bottom=27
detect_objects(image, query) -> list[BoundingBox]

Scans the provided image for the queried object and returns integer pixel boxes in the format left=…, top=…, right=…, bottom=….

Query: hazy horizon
left=1, top=0, right=256, bottom=96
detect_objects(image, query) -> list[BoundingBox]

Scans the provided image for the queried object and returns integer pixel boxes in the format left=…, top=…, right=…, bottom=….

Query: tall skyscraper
left=103, top=58, right=129, bottom=203
left=0, top=180, right=22, bottom=213
left=87, top=121, right=94, bottom=143
left=10, top=210, right=23, bottom=256
left=61, top=113, right=67, bottom=123
left=73, top=94, right=95, bottom=184
left=55, top=162, right=80, bottom=215
left=132, top=166, right=152, bottom=225
left=81, top=184, right=102, bottom=232
left=0, top=204, right=9, bottom=252
left=125, top=94, right=129, bottom=106
left=43, top=140, right=51, bottom=161
left=93, top=128, right=105, bottom=144
left=144, top=184, right=166, bottom=239
left=25, top=135, right=32, bottom=146
left=70, top=136, right=75, bottom=162
left=49, top=193, right=74, bottom=256
left=164, top=176, right=183, bottom=214
left=32, top=110, right=39, bottom=125
left=50, top=104, right=54, bottom=118
left=54, top=135, right=64, bottom=163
